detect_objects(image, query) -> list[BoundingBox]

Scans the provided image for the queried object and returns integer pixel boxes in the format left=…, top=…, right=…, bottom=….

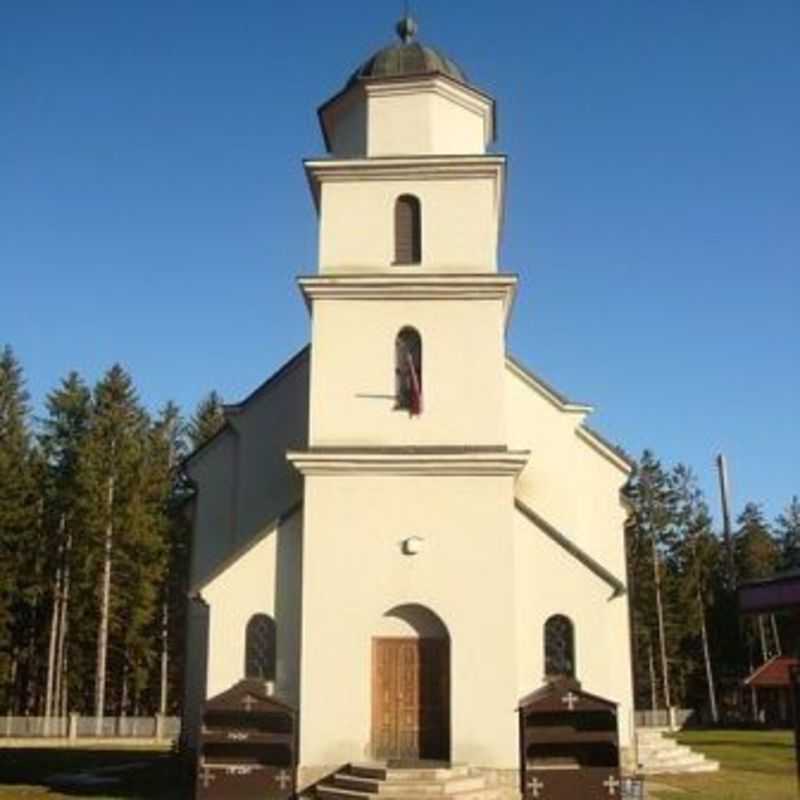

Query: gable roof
left=515, top=497, right=626, bottom=597
left=744, top=655, right=799, bottom=688
left=505, top=353, right=634, bottom=473
left=190, top=502, right=302, bottom=596
left=182, top=345, right=310, bottom=472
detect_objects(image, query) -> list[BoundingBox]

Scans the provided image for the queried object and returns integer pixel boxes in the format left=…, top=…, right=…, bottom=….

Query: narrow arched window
left=245, top=613, right=276, bottom=681
left=395, top=327, right=423, bottom=415
left=544, top=614, right=575, bottom=679
left=394, top=195, right=421, bottom=264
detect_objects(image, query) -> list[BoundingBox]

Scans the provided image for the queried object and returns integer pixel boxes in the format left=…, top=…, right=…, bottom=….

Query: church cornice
left=286, top=446, right=530, bottom=477
left=304, top=155, right=505, bottom=211
left=297, top=273, right=517, bottom=324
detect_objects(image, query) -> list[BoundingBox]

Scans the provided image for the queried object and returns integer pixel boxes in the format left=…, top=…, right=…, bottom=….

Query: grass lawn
left=0, top=747, right=187, bottom=799
left=649, top=729, right=796, bottom=800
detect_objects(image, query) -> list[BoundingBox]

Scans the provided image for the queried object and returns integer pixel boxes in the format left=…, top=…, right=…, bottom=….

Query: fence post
left=668, top=706, right=676, bottom=731
left=4, top=712, right=10, bottom=738
left=155, top=712, right=165, bottom=740
left=68, top=712, right=79, bottom=743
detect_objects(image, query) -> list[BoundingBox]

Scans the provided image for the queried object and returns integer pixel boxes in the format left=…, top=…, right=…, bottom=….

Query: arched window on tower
left=395, top=327, right=423, bottom=415
left=544, top=614, right=575, bottom=680
left=394, top=194, right=422, bottom=264
left=244, top=613, right=276, bottom=681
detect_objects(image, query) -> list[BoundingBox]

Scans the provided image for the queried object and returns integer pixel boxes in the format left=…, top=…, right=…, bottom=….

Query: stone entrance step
left=316, top=764, right=500, bottom=800
left=635, top=729, right=719, bottom=775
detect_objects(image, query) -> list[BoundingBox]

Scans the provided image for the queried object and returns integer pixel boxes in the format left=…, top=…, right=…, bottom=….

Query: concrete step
left=349, top=765, right=473, bottom=782
left=333, top=774, right=486, bottom=795
left=635, top=728, right=720, bottom=775
left=641, top=759, right=719, bottom=775
left=317, top=786, right=499, bottom=800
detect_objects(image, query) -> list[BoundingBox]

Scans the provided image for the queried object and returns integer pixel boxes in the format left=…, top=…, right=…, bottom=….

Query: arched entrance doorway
left=371, top=604, right=450, bottom=763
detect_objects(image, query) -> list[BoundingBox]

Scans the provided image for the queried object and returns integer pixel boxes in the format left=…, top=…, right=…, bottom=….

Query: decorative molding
left=297, top=273, right=517, bottom=323
left=304, top=155, right=505, bottom=210
left=365, top=76, right=493, bottom=142
left=505, top=355, right=593, bottom=414
left=575, top=426, right=633, bottom=475
left=514, top=498, right=626, bottom=598
left=286, top=448, right=530, bottom=477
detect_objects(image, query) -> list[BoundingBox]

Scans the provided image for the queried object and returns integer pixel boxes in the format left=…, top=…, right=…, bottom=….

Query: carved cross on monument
left=200, top=766, right=216, bottom=789
left=242, top=694, right=255, bottom=712
left=603, top=775, right=621, bottom=796
left=527, top=776, right=544, bottom=798
left=275, top=770, right=292, bottom=790
left=560, top=691, right=579, bottom=711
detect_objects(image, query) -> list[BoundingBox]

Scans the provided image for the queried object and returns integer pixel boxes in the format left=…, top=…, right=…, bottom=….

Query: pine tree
left=187, top=391, right=225, bottom=450
left=670, top=464, right=720, bottom=721
left=0, top=346, right=38, bottom=711
left=38, top=372, right=91, bottom=719
left=624, top=450, right=677, bottom=710
left=76, top=365, right=150, bottom=723
left=776, top=497, right=800, bottom=571
left=734, top=503, right=780, bottom=668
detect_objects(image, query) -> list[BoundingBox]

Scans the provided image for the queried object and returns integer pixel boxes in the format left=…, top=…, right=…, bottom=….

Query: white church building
left=182, top=16, right=635, bottom=791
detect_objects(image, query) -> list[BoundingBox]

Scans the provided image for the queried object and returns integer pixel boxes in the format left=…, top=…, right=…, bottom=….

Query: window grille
left=395, top=327, right=423, bottom=414
left=245, top=613, right=276, bottom=681
left=544, top=614, right=575, bottom=679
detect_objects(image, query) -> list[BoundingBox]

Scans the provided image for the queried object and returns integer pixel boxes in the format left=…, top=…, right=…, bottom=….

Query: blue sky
left=2, top=1, right=798, bottom=522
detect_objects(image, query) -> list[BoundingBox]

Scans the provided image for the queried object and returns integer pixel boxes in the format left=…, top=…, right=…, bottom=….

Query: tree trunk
left=44, top=514, right=66, bottom=724
left=697, top=586, right=719, bottom=723
left=770, top=614, right=782, bottom=656
left=757, top=615, right=769, bottom=662
left=59, top=650, right=68, bottom=719
left=94, top=473, right=115, bottom=734
left=53, top=525, right=71, bottom=720
left=159, top=601, right=168, bottom=715
left=651, top=537, right=671, bottom=709
left=648, top=641, right=658, bottom=712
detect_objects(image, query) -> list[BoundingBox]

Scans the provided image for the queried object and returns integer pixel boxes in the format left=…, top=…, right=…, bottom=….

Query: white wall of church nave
left=506, top=367, right=629, bottom=578
left=298, top=474, right=520, bottom=768
left=318, top=177, right=499, bottom=272
left=513, top=508, right=634, bottom=748
left=202, top=511, right=302, bottom=707
left=187, top=353, right=308, bottom=589
left=309, top=298, right=506, bottom=446
left=188, top=431, right=238, bottom=591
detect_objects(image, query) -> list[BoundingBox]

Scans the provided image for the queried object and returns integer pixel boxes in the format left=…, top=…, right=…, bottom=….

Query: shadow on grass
left=0, top=748, right=191, bottom=799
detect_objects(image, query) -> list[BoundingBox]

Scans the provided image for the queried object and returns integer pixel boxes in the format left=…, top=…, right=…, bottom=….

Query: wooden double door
left=372, top=637, right=450, bottom=762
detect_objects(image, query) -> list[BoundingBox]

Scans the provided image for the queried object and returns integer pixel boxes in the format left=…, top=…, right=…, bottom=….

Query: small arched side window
left=544, top=614, right=575, bottom=680
left=245, top=613, right=276, bottom=681
left=394, top=194, right=421, bottom=265
left=395, top=327, right=423, bottom=415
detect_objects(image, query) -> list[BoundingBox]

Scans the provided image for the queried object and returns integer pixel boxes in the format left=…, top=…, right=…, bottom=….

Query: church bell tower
left=288, top=18, right=528, bottom=772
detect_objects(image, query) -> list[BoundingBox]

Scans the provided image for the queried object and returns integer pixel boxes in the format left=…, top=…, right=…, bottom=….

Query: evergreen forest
left=0, top=343, right=798, bottom=719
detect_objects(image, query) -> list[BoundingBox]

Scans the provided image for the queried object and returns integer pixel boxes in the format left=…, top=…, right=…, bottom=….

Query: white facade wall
left=299, top=474, right=519, bottom=768
left=318, top=176, right=501, bottom=272
left=308, top=298, right=507, bottom=446
left=202, top=510, right=303, bottom=705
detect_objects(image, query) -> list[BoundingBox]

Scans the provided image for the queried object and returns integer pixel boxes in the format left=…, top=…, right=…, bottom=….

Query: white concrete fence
left=633, top=708, right=695, bottom=729
left=1, top=713, right=180, bottom=740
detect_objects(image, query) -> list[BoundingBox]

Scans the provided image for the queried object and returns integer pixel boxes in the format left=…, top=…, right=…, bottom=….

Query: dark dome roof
left=347, top=17, right=469, bottom=89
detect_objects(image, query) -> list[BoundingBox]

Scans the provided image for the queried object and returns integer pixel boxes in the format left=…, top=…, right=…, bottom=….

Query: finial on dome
left=396, top=15, right=418, bottom=44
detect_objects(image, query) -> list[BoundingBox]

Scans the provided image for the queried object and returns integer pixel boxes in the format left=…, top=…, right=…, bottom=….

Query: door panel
left=372, top=638, right=449, bottom=761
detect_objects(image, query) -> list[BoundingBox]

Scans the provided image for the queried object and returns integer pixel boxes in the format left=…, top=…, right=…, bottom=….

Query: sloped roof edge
left=505, top=354, right=592, bottom=412
left=505, top=354, right=633, bottom=473
left=182, top=345, right=310, bottom=471
left=190, top=501, right=303, bottom=596
left=515, top=498, right=626, bottom=598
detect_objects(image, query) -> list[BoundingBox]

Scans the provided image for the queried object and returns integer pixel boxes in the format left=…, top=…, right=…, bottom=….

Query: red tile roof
left=744, top=655, right=800, bottom=688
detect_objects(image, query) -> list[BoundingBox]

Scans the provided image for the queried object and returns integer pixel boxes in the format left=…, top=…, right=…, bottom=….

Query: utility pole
left=716, top=454, right=736, bottom=587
